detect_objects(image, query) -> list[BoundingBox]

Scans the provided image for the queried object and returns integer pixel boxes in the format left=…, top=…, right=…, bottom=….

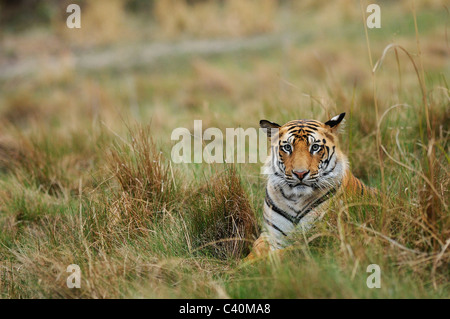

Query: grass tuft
left=188, top=166, right=259, bottom=260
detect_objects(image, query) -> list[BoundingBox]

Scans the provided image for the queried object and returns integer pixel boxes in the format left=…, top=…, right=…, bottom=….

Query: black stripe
left=265, top=190, right=297, bottom=224
left=287, top=126, right=301, bottom=132
left=305, top=120, right=321, bottom=125
left=276, top=184, right=298, bottom=201
left=295, top=186, right=339, bottom=221
left=323, top=146, right=335, bottom=169
left=274, top=171, right=284, bottom=179
left=263, top=216, right=288, bottom=237
left=357, top=178, right=365, bottom=196
left=322, top=161, right=337, bottom=177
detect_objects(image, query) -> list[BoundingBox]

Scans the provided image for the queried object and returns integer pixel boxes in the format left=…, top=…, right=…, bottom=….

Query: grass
left=0, top=0, right=448, bottom=298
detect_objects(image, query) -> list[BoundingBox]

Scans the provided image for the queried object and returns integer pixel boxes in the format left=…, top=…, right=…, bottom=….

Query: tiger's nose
left=293, top=170, right=309, bottom=181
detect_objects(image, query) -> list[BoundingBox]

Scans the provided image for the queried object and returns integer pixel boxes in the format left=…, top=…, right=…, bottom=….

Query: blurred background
left=1, top=0, right=448, bottom=177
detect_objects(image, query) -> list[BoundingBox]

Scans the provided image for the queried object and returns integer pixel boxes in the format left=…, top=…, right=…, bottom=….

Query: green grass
left=0, top=1, right=448, bottom=298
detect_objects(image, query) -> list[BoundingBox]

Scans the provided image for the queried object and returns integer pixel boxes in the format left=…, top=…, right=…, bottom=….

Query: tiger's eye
left=283, top=144, right=292, bottom=153
left=311, top=144, right=320, bottom=152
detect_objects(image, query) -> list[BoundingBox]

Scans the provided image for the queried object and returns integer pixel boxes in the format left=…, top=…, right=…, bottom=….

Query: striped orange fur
left=247, top=113, right=375, bottom=259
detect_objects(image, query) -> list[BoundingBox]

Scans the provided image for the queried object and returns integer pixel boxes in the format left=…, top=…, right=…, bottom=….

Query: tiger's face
left=261, top=113, right=347, bottom=190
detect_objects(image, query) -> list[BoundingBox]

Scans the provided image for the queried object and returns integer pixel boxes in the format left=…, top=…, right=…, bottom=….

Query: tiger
left=247, top=112, right=375, bottom=259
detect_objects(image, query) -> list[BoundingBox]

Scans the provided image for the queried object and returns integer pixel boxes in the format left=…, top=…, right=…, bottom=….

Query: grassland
left=0, top=0, right=448, bottom=298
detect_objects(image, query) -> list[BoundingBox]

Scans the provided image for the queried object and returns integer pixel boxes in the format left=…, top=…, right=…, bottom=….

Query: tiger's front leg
left=245, top=209, right=324, bottom=261
left=245, top=233, right=273, bottom=261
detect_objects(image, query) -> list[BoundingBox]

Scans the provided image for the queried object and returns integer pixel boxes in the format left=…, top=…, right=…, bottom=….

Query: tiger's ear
left=260, top=120, right=281, bottom=138
left=324, top=113, right=345, bottom=133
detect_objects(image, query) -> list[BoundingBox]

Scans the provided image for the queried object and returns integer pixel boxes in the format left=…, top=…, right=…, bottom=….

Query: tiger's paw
left=243, top=236, right=271, bottom=262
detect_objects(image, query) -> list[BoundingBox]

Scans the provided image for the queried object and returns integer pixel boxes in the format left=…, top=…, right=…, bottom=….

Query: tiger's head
left=260, top=113, right=348, bottom=192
